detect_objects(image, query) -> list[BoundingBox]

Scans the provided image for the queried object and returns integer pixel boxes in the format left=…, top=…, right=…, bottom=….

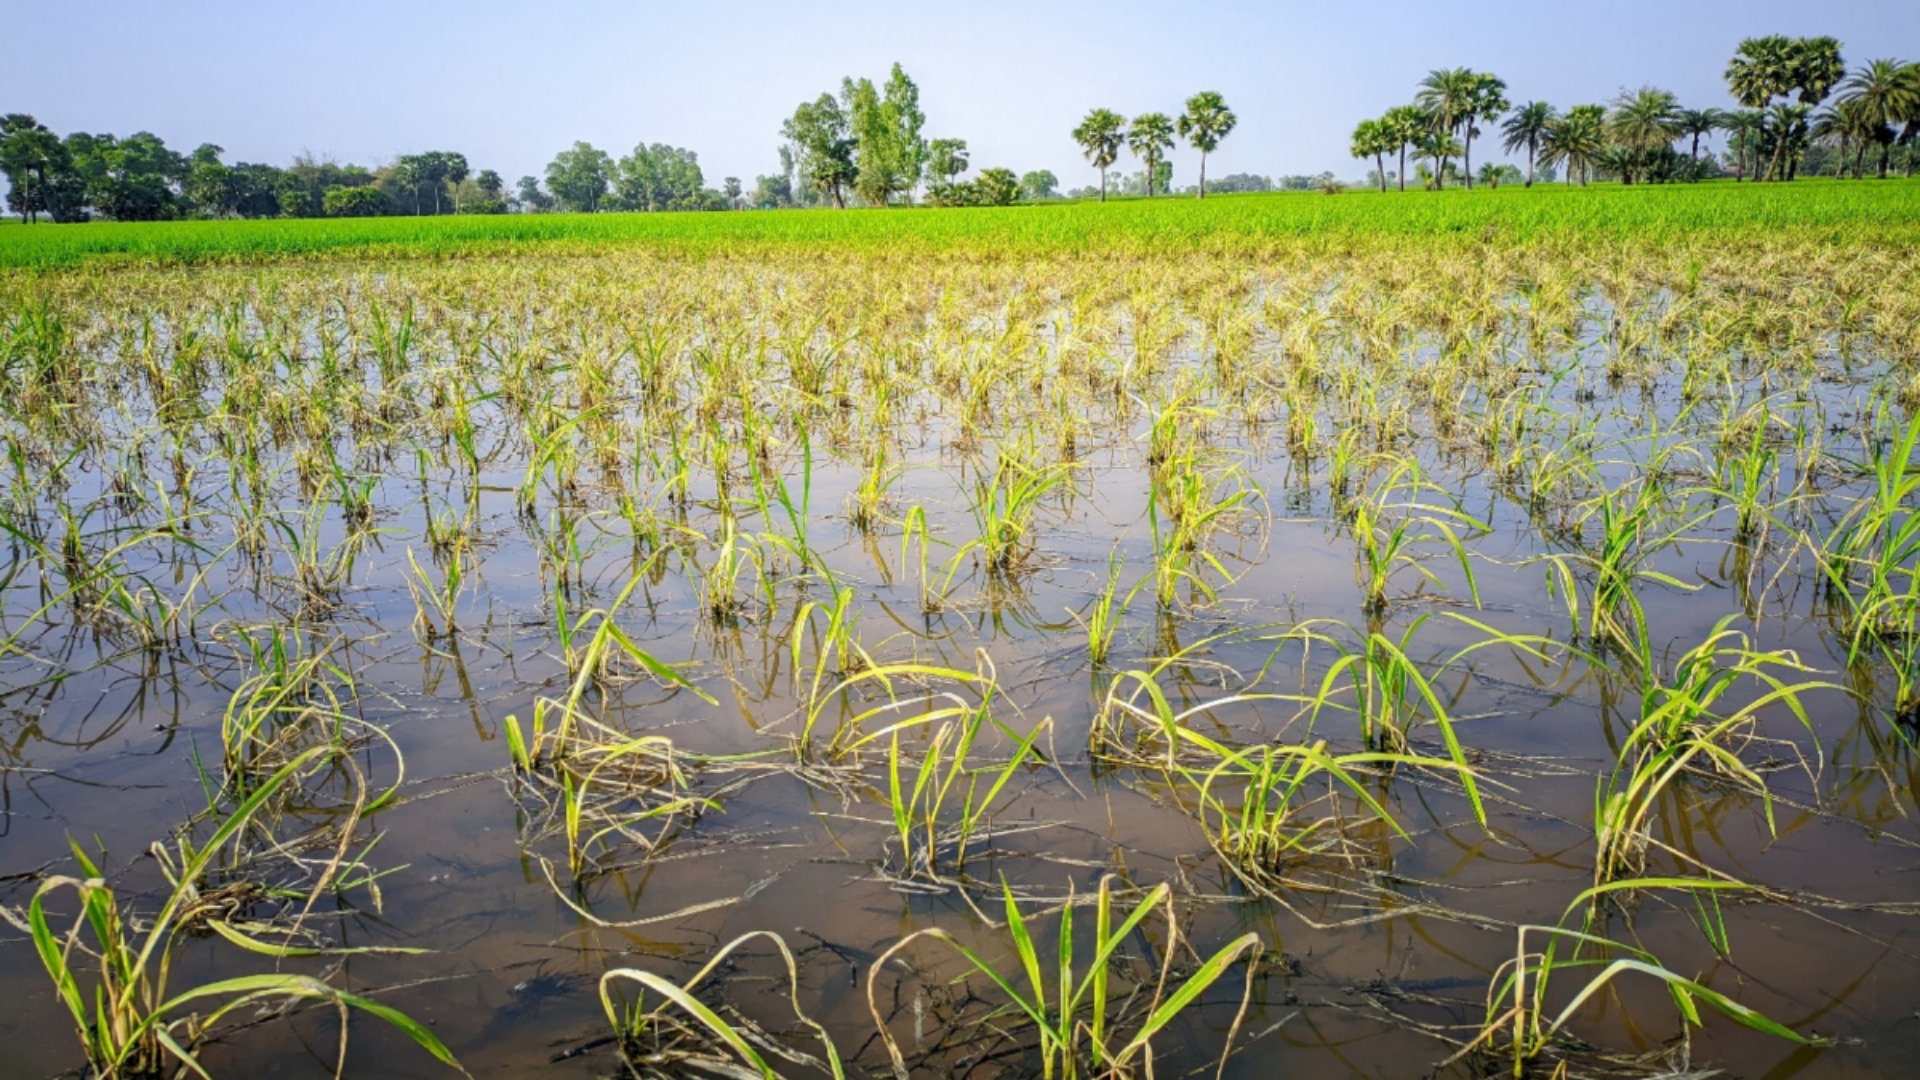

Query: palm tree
left=1500, top=101, right=1556, bottom=186
left=1417, top=129, right=1463, bottom=189
left=1176, top=91, right=1236, bottom=198
left=1766, top=102, right=1814, bottom=181
left=1126, top=113, right=1175, bottom=197
left=1415, top=69, right=1472, bottom=185
left=1721, top=110, right=1766, bottom=180
left=1840, top=59, right=1920, bottom=178
left=1350, top=118, right=1392, bottom=192
left=1071, top=109, right=1126, bottom=202
left=1677, top=108, right=1724, bottom=163
left=1541, top=105, right=1606, bottom=187
left=1382, top=105, right=1428, bottom=192
left=1607, top=87, right=1682, bottom=184
left=1726, top=36, right=1796, bottom=179
left=1417, top=67, right=1508, bottom=189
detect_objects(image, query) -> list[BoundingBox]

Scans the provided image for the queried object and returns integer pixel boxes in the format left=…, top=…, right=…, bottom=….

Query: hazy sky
left=3, top=0, right=1916, bottom=192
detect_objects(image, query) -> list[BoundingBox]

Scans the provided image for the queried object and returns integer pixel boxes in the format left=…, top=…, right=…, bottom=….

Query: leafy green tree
left=1018, top=169, right=1058, bottom=200
left=1840, top=59, right=1920, bottom=177
left=1, top=114, right=68, bottom=222
left=751, top=172, right=793, bottom=208
left=1125, top=112, right=1175, bottom=196
left=1500, top=101, right=1556, bottom=186
left=1175, top=91, right=1236, bottom=198
left=322, top=185, right=389, bottom=217
left=1381, top=105, right=1428, bottom=192
left=782, top=94, right=856, bottom=208
left=1071, top=108, right=1126, bottom=201
left=1350, top=118, right=1392, bottom=192
left=279, top=189, right=318, bottom=218
left=67, top=131, right=186, bottom=221
left=928, top=137, right=969, bottom=183
left=723, top=176, right=742, bottom=209
left=185, top=155, right=235, bottom=217
left=842, top=63, right=926, bottom=205
left=515, top=175, right=554, bottom=212
left=613, top=143, right=704, bottom=211
left=545, top=142, right=612, bottom=212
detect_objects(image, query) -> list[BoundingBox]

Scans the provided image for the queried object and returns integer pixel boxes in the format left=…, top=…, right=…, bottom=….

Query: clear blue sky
left=3, top=0, right=1915, bottom=192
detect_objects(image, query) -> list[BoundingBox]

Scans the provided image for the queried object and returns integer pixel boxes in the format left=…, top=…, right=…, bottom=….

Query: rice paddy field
left=4, top=181, right=1920, bottom=1079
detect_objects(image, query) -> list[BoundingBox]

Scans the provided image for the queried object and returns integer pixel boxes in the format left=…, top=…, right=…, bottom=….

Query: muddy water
left=2, top=269, right=1919, bottom=1080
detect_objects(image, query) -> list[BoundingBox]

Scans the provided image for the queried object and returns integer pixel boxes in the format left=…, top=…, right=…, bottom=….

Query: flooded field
left=4, top=236, right=1920, bottom=1079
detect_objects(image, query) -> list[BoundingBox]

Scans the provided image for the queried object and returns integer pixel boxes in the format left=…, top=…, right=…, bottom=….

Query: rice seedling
left=962, top=437, right=1071, bottom=578
left=18, top=748, right=462, bottom=1079
left=868, top=876, right=1261, bottom=1080
left=1070, top=548, right=1128, bottom=667
left=882, top=702, right=1049, bottom=884
left=1343, top=461, right=1485, bottom=616
left=600, top=931, right=844, bottom=1079
left=1464, top=879, right=1816, bottom=1079
left=1592, top=618, right=1838, bottom=884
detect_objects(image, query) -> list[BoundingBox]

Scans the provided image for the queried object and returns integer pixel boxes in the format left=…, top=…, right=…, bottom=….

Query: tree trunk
left=1397, top=146, right=1407, bottom=192
left=1526, top=142, right=1535, bottom=187
left=1375, top=152, right=1387, bottom=192
left=1881, top=142, right=1892, bottom=179
left=1198, top=151, right=1206, bottom=198
left=1462, top=121, right=1474, bottom=189
left=1099, top=166, right=1107, bottom=202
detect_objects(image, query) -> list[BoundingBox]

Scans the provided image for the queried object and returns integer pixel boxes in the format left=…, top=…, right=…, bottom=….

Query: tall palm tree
left=1126, top=113, right=1175, bottom=196
left=1765, top=102, right=1814, bottom=181
left=1071, top=109, right=1126, bottom=202
left=1607, top=87, right=1682, bottom=184
left=1840, top=59, right=1920, bottom=178
left=1726, top=36, right=1796, bottom=179
left=1500, top=101, right=1556, bottom=187
left=1176, top=91, right=1237, bottom=198
left=1794, top=37, right=1847, bottom=106
left=1541, top=105, right=1606, bottom=187
left=1382, top=105, right=1428, bottom=192
left=1677, top=108, right=1724, bottom=163
left=1721, top=110, right=1766, bottom=180
left=1417, top=67, right=1508, bottom=189
left=1350, top=118, right=1392, bottom=192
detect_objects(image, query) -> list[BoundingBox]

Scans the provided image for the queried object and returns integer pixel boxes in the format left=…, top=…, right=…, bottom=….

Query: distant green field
left=3, top=179, right=1917, bottom=269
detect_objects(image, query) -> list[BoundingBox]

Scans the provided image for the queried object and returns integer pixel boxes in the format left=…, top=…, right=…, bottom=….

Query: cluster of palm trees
left=1071, top=92, right=1238, bottom=201
left=1350, top=38, right=1920, bottom=193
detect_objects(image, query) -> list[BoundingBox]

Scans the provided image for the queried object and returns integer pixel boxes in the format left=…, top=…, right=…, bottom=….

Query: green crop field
left=3, top=178, right=1918, bottom=270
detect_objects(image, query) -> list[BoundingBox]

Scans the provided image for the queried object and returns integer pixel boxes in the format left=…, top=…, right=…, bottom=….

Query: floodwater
left=2, top=255, right=1919, bottom=1079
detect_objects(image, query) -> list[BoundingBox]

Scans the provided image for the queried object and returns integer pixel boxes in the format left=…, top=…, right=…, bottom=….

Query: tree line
left=0, top=123, right=532, bottom=224
left=8, top=36, right=1917, bottom=223
left=0, top=120, right=753, bottom=223
left=1348, top=37, right=1920, bottom=193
